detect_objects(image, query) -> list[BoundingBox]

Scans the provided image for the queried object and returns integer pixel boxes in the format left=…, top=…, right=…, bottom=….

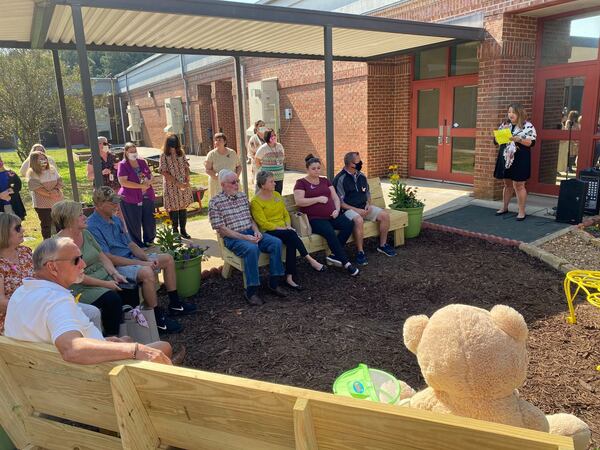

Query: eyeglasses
left=49, top=255, right=83, bottom=266
left=101, top=143, right=109, bottom=147
left=13, top=224, right=22, bottom=233
left=228, top=180, right=240, bottom=185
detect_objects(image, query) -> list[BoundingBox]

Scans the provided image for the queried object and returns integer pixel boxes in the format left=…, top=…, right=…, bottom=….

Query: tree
left=0, top=49, right=85, bottom=161
left=60, top=50, right=152, bottom=77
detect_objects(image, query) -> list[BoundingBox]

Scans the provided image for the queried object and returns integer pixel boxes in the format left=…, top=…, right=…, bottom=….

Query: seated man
left=333, top=151, right=396, bottom=266
left=4, top=237, right=172, bottom=365
left=209, top=169, right=286, bottom=306
left=87, top=186, right=196, bottom=335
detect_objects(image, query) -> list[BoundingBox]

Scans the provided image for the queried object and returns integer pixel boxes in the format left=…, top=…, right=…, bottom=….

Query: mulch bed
left=162, top=229, right=600, bottom=447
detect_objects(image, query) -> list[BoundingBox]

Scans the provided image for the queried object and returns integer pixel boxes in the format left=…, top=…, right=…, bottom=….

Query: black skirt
left=493, top=143, right=531, bottom=182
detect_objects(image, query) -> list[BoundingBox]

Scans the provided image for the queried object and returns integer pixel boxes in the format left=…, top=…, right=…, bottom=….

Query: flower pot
left=174, top=255, right=202, bottom=298
left=395, top=206, right=424, bottom=238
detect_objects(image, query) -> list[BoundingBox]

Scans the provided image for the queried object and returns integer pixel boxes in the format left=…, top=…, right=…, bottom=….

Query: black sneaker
left=326, top=255, right=343, bottom=267
left=169, top=301, right=198, bottom=316
left=345, top=264, right=360, bottom=277
left=157, top=315, right=183, bottom=335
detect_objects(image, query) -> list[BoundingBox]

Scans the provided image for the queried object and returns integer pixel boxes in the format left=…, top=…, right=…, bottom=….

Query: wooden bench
left=219, top=177, right=409, bottom=286
left=0, top=336, right=575, bottom=449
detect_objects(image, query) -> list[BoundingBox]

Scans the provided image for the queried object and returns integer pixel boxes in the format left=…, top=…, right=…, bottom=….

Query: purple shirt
left=117, top=159, right=155, bottom=204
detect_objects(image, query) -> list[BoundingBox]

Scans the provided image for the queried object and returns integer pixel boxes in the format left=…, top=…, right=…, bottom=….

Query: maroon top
left=293, top=177, right=336, bottom=220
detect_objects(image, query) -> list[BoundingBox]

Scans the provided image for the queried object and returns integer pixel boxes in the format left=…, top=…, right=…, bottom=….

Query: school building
left=114, top=0, right=600, bottom=199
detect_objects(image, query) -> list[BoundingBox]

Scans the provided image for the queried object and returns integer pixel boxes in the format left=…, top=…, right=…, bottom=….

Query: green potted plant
left=154, top=210, right=208, bottom=298
left=388, top=165, right=425, bottom=238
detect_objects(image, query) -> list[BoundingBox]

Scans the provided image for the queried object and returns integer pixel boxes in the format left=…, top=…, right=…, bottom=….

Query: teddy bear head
left=403, top=304, right=529, bottom=399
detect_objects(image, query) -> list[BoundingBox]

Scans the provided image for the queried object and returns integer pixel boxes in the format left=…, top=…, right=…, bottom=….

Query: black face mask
left=354, top=161, right=363, bottom=172
left=167, top=138, right=178, bottom=148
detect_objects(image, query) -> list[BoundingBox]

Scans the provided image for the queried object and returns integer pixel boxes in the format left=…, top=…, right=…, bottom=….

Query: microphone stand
left=565, top=121, right=573, bottom=180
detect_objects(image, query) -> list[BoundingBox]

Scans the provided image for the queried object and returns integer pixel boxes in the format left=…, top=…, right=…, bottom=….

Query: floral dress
left=159, top=152, right=193, bottom=211
left=0, top=246, right=34, bottom=334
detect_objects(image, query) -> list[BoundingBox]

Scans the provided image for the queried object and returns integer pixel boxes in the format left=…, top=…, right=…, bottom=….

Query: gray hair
left=33, top=236, right=74, bottom=272
left=255, top=170, right=273, bottom=190
left=218, top=169, right=236, bottom=183
left=344, top=152, right=359, bottom=167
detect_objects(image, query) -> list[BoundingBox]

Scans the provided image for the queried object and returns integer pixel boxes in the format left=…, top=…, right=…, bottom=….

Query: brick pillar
left=211, top=80, right=238, bottom=151
left=475, top=14, right=537, bottom=199
left=365, top=56, right=411, bottom=178
left=197, top=84, right=213, bottom=155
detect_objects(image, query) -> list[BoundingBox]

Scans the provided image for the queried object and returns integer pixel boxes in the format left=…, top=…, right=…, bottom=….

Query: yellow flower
left=390, top=173, right=400, bottom=182
left=164, top=219, right=173, bottom=226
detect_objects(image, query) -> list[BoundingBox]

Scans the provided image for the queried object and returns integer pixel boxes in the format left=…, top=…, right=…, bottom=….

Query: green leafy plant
left=388, top=164, right=425, bottom=209
left=154, top=210, right=208, bottom=262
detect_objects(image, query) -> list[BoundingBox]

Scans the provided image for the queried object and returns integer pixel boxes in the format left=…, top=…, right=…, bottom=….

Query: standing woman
left=87, top=136, right=120, bottom=191
left=19, top=144, right=57, bottom=177
left=26, top=151, right=64, bottom=239
left=205, top=133, right=241, bottom=198
left=493, top=103, right=537, bottom=221
left=0, top=156, right=26, bottom=219
left=251, top=170, right=326, bottom=290
left=255, top=129, right=285, bottom=194
left=159, top=134, right=193, bottom=239
left=247, top=120, right=266, bottom=182
left=293, top=154, right=359, bottom=277
left=117, top=142, right=156, bottom=247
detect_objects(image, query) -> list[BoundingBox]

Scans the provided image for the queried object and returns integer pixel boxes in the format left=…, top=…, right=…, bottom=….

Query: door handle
left=445, top=125, right=451, bottom=144
left=438, top=126, right=443, bottom=145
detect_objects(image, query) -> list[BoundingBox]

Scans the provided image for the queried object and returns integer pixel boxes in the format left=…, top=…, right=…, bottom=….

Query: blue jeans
left=223, top=229, right=284, bottom=288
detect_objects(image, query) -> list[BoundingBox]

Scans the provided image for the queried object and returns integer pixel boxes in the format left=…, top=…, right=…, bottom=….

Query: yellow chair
left=563, top=270, right=600, bottom=325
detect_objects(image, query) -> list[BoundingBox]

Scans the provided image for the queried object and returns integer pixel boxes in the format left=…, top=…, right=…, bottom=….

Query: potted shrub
left=155, top=211, right=208, bottom=298
left=388, top=165, right=425, bottom=238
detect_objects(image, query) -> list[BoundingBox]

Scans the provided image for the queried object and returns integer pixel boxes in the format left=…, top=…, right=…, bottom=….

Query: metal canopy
left=1, top=0, right=484, bottom=61
left=0, top=0, right=485, bottom=185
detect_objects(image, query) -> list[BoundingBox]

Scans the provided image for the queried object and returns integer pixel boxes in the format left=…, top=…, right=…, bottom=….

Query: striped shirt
left=209, top=191, right=253, bottom=232
left=255, top=142, right=285, bottom=181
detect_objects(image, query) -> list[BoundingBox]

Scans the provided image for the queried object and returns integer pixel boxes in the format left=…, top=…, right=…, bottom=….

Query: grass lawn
left=1, top=148, right=208, bottom=249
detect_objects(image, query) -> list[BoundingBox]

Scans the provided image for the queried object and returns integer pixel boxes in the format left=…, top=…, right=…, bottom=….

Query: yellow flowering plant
left=388, top=164, right=424, bottom=209
left=153, top=209, right=208, bottom=261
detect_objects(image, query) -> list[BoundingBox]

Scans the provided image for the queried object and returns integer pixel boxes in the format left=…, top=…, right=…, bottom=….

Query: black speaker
left=556, top=179, right=587, bottom=224
left=579, top=167, right=600, bottom=215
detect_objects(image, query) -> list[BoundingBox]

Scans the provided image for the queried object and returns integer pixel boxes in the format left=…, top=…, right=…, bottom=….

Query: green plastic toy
left=333, top=363, right=401, bottom=405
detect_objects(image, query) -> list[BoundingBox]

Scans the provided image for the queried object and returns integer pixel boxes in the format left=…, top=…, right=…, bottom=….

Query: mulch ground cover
left=163, top=229, right=600, bottom=446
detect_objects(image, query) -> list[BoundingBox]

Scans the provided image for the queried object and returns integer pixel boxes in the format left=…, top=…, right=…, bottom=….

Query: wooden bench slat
left=26, top=416, right=122, bottom=450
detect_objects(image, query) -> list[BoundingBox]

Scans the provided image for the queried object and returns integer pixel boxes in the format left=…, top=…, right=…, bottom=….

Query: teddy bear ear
left=490, top=305, right=528, bottom=342
left=403, top=315, right=429, bottom=354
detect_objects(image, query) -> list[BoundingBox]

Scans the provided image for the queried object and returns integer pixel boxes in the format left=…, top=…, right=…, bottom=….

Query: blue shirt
left=86, top=211, right=134, bottom=259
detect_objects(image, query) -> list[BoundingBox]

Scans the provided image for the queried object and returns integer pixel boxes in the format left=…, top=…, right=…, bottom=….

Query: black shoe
left=180, top=231, right=191, bottom=239
left=268, top=285, right=287, bottom=298
left=169, top=301, right=198, bottom=316
left=345, top=264, right=360, bottom=277
left=495, top=210, right=509, bottom=216
left=516, top=215, right=527, bottom=221
left=285, top=282, right=304, bottom=292
left=244, top=293, right=264, bottom=306
left=157, top=315, right=183, bottom=335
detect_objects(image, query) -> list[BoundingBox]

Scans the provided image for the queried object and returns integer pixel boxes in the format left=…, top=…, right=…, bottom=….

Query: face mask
left=40, top=160, right=48, bottom=167
left=354, top=161, right=363, bottom=172
left=258, top=127, right=268, bottom=133
left=167, top=138, right=178, bottom=148
left=127, top=152, right=138, bottom=160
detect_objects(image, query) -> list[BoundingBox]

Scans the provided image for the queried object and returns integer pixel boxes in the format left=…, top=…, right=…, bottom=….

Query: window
left=542, top=77, right=585, bottom=130
left=541, top=12, right=600, bottom=66
left=415, top=47, right=447, bottom=80
left=451, top=42, right=479, bottom=76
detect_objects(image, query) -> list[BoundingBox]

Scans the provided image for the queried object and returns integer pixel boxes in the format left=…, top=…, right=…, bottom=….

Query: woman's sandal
left=495, top=210, right=509, bottom=216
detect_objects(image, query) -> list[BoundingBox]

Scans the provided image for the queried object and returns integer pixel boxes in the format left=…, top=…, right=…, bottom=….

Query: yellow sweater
left=250, top=192, right=290, bottom=232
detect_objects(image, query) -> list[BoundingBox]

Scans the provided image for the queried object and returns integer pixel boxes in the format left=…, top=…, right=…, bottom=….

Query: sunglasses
left=50, top=255, right=83, bottom=266
left=102, top=142, right=110, bottom=147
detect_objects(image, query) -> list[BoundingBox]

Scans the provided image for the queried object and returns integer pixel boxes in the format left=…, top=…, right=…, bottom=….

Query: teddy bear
left=401, top=304, right=590, bottom=450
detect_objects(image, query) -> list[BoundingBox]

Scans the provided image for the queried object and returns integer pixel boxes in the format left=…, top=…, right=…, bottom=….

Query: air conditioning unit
left=164, top=97, right=184, bottom=135
left=94, top=107, right=111, bottom=139
left=248, top=78, right=279, bottom=134
left=126, top=104, right=142, bottom=143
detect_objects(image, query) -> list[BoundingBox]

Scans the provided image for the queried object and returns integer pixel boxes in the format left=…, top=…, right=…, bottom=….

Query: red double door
left=410, top=75, right=478, bottom=184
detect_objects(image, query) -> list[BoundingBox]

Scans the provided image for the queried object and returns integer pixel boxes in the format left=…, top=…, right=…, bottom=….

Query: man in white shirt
left=4, top=237, right=172, bottom=365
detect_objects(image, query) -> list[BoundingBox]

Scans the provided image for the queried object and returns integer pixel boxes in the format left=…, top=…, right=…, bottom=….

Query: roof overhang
left=0, top=0, right=485, bottom=61
left=515, top=0, right=600, bottom=18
